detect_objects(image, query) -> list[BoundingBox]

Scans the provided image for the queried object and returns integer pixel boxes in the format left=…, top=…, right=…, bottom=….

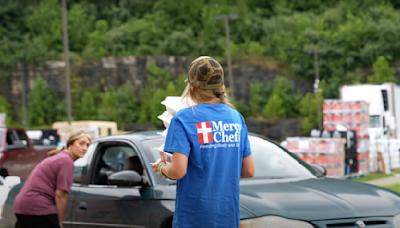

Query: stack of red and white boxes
left=323, top=99, right=370, bottom=175
left=286, top=137, right=346, bottom=178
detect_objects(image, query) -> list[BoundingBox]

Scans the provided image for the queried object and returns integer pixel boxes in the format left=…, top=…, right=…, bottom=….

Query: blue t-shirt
left=163, top=103, right=252, bottom=228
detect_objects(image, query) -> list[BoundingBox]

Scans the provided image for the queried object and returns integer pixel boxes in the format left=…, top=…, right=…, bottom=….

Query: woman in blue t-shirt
left=152, top=56, right=255, bottom=228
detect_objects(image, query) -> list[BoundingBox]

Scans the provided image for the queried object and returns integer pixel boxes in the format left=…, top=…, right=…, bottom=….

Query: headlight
left=394, top=213, right=400, bottom=228
left=241, top=216, right=313, bottom=228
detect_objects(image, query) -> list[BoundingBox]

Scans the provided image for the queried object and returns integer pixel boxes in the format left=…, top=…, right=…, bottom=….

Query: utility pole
left=215, top=14, right=238, bottom=99
left=306, top=49, right=325, bottom=131
left=61, top=0, right=72, bottom=125
left=18, top=63, right=27, bottom=129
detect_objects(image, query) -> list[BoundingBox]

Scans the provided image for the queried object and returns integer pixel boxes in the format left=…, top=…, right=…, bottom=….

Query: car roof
left=93, top=130, right=163, bottom=143
left=93, top=130, right=279, bottom=146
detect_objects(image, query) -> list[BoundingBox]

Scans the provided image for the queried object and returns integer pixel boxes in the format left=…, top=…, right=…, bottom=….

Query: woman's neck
left=67, top=149, right=79, bottom=161
left=201, top=99, right=220, bottom=104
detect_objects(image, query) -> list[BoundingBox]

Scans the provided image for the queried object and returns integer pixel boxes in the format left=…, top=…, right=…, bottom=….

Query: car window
left=15, top=130, right=30, bottom=148
left=91, top=144, right=143, bottom=186
left=250, top=136, right=318, bottom=178
left=6, top=131, right=17, bottom=145
left=74, top=142, right=97, bottom=184
left=5, top=130, right=29, bottom=150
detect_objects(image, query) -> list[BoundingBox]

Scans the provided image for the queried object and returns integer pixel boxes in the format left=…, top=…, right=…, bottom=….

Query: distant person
left=14, top=129, right=92, bottom=228
left=152, top=56, right=255, bottom=228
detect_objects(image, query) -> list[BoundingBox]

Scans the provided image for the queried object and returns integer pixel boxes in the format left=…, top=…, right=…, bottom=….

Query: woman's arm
left=241, top=154, right=255, bottom=178
left=55, top=189, right=69, bottom=228
left=152, top=152, right=188, bottom=180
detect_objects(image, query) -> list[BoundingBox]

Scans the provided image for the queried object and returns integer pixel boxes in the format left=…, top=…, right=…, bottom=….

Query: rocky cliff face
left=0, top=56, right=312, bottom=140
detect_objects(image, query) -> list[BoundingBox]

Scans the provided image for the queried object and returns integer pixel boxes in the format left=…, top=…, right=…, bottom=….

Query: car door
left=63, top=142, right=98, bottom=228
left=14, top=129, right=38, bottom=176
left=3, top=130, right=31, bottom=179
left=70, top=140, right=153, bottom=228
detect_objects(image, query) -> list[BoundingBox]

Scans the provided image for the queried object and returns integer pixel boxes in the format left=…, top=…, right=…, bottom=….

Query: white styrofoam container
left=161, top=96, right=194, bottom=115
left=157, top=129, right=168, bottom=140
left=158, top=111, right=173, bottom=128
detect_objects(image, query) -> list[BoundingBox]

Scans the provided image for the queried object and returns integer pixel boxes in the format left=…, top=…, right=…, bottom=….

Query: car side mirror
left=107, top=170, right=142, bottom=187
left=309, top=164, right=327, bottom=176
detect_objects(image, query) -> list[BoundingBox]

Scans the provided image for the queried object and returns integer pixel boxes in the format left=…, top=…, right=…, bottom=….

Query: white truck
left=339, top=82, right=400, bottom=140
left=339, top=82, right=400, bottom=172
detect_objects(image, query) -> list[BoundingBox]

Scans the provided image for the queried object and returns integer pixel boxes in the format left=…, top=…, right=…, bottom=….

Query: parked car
left=0, top=127, right=56, bottom=180
left=1, top=131, right=400, bottom=228
left=0, top=176, right=20, bottom=220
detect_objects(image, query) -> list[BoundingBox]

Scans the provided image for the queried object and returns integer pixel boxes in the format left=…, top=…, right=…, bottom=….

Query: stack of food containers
left=323, top=99, right=370, bottom=175
left=156, top=96, right=194, bottom=164
left=286, top=137, right=346, bottom=178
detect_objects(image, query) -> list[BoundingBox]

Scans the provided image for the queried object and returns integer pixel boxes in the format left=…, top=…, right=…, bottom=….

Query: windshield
left=250, top=136, right=317, bottom=178
left=370, top=115, right=381, bottom=128
left=142, top=135, right=318, bottom=179
left=142, top=138, right=167, bottom=163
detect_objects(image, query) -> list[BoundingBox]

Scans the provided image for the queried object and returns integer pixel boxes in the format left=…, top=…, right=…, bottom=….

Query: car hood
left=239, top=177, right=400, bottom=221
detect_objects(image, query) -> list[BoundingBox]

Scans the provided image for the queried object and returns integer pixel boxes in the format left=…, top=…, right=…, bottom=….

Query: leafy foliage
left=0, top=95, right=14, bottom=126
left=27, top=77, right=60, bottom=127
left=367, top=56, right=397, bottom=84
left=2, top=0, right=400, bottom=131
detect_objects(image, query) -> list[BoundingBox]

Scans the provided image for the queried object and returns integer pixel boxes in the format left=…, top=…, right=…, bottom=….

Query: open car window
left=89, top=143, right=144, bottom=186
left=73, top=142, right=98, bottom=184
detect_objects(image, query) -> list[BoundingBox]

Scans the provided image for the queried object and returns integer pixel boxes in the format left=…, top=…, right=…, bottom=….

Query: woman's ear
left=190, top=85, right=194, bottom=91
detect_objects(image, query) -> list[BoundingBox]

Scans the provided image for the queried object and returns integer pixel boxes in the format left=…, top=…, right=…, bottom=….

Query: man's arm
left=55, top=189, right=69, bottom=227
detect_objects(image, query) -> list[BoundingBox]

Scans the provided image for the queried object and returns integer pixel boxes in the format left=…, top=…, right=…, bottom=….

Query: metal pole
left=61, top=0, right=72, bottom=125
left=314, top=52, right=322, bottom=131
left=224, top=16, right=235, bottom=99
left=215, top=14, right=237, bottom=99
left=19, top=63, right=27, bottom=129
left=314, top=52, right=319, bottom=81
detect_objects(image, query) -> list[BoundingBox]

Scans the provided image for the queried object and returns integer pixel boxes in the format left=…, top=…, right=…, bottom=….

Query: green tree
left=262, top=93, right=286, bottom=120
left=26, top=0, right=63, bottom=54
left=27, top=77, right=59, bottom=127
left=367, top=56, right=397, bottom=84
left=298, top=92, right=323, bottom=135
left=97, top=82, right=138, bottom=129
left=249, top=83, right=264, bottom=116
left=97, top=90, right=116, bottom=122
left=83, top=20, right=108, bottom=59
left=77, top=91, right=97, bottom=120
left=68, top=3, right=91, bottom=53
left=0, top=95, right=13, bottom=126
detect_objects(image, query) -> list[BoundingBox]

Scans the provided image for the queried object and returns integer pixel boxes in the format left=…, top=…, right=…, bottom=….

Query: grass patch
left=383, top=184, right=400, bottom=193
left=352, top=170, right=400, bottom=183
left=353, top=173, right=393, bottom=182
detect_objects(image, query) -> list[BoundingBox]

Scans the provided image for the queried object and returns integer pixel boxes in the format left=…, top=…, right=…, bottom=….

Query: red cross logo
left=196, top=122, right=213, bottom=144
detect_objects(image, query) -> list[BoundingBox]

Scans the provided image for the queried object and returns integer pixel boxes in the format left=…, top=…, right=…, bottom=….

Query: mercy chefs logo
left=196, top=121, right=241, bottom=148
